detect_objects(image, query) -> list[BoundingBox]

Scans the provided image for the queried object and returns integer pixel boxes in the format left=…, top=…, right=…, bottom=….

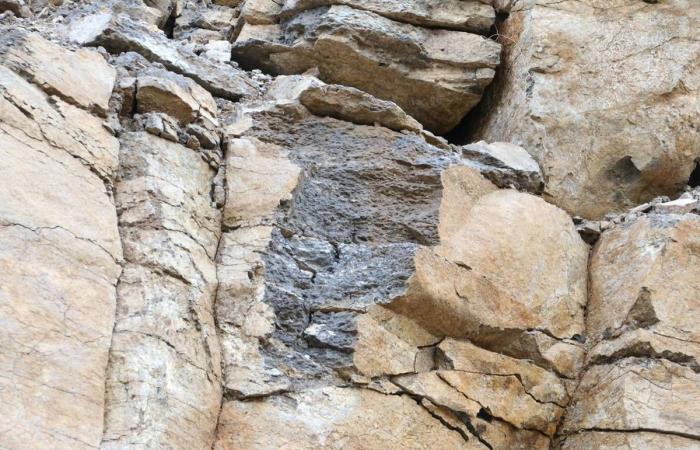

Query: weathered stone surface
left=561, top=358, right=700, bottom=439
left=474, top=0, right=700, bottom=218
left=438, top=338, right=569, bottom=406
left=136, top=67, right=218, bottom=125
left=0, top=0, right=30, bottom=17
left=102, top=132, right=222, bottom=450
left=299, top=83, right=423, bottom=132
left=175, top=3, right=235, bottom=41
left=0, top=30, right=116, bottom=114
left=279, top=0, right=495, bottom=34
left=588, top=214, right=700, bottom=349
left=0, top=65, right=119, bottom=180
left=557, top=431, right=700, bottom=450
left=391, top=182, right=588, bottom=341
left=462, top=140, right=544, bottom=193
left=0, top=50, right=121, bottom=449
left=232, top=5, right=500, bottom=133
left=214, top=387, right=475, bottom=449
left=70, top=12, right=256, bottom=100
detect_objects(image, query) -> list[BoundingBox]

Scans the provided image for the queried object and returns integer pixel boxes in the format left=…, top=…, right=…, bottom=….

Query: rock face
left=231, top=3, right=501, bottom=133
left=552, top=192, right=700, bottom=447
left=474, top=0, right=700, bottom=218
left=2, top=1, right=699, bottom=450
left=0, top=33, right=122, bottom=450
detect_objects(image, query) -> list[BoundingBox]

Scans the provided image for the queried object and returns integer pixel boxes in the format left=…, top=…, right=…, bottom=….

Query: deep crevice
left=688, top=160, right=700, bottom=188
left=442, top=14, right=512, bottom=145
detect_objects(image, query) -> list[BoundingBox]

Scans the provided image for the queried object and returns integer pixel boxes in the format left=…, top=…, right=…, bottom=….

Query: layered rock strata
left=0, top=0, right=698, bottom=449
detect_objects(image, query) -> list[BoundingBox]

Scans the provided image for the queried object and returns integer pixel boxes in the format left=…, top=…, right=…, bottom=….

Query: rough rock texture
left=0, top=33, right=122, bottom=450
left=474, top=0, right=700, bottom=218
left=1, top=0, right=699, bottom=449
left=101, top=132, right=222, bottom=449
left=215, top=387, right=476, bottom=449
left=231, top=4, right=501, bottom=133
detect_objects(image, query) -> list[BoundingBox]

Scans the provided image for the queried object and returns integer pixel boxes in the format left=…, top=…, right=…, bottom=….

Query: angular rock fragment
left=135, top=67, right=218, bottom=124
left=0, top=30, right=116, bottom=114
left=232, top=5, right=500, bottom=133
left=279, top=0, right=495, bottom=34
left=462, top=140, right=544, bottom=193
left=474, top=0, right=700, bottom=218
left=561, top=358, right=700, bottom=439
left=588, top=213, right=700, bottom=349
left=299, top=83, right=423, bottom=132
left=70, top=12, right=256, bottom=99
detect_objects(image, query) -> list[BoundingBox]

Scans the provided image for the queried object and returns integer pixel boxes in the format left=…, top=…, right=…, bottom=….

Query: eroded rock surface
left=474, top=0, right=700, bottom=218
left=1, top=1, right=699, bottom=449
left=0, top=32, right=122, bottom=450
left=231, top=4, right=500, bottom=133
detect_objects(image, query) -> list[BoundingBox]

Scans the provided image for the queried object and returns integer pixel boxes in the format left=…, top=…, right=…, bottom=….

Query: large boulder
left=474, top=0, right=700, bottom=218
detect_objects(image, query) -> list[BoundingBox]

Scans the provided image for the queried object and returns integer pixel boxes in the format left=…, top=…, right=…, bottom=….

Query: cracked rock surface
left=0, top=0, right=698, bottom=449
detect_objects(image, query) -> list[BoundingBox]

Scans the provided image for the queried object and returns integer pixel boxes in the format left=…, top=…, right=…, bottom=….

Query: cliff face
left=0, top=1, right=698, bottom=449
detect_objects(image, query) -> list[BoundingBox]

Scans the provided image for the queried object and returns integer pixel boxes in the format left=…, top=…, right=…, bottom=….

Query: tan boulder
left=214, top=387, right=476, bottom=449
left=474, top=0, right=700, bottom=218
left=588, top=214, right=700, bottom=348
left=561, top=358, right=700, bottom=439
left=136, top=68, right=218, bottom=125
left=391, top=168, right=588, bottom=343
left=438, top=189, right=589, bottom=339
left=0, top=30, right=116, bottom=114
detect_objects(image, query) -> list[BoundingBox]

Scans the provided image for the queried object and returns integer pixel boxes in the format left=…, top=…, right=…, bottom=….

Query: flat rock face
left=474, top=0, right=700, bottom=218
left=557, top=202, right=700, bottom=445
left=280, top=0, right=495, bottom=34
left=0, top=34, right=121, bottom=450
left=557, top=431, right=700, bottom=450
left=231, top=4, right=500, bottom=133
left=214, top=387, right=475, bottom=450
